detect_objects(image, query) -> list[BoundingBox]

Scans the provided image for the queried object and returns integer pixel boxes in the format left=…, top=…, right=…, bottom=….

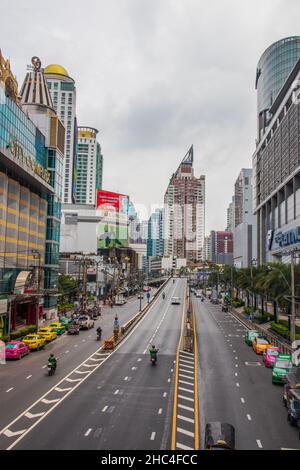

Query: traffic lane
left=0, top=294, right=148, bottom=386
left=213, top=305, right=300, bottom=450
left=198, top=300, right=300, bottom=450
left=195, top=299, right=255, bottom=450
left=119, top=279, right=186, bottom=356
left=16, top=281, right=184, bottom=450
left=0, top=295, right=150, bottom=429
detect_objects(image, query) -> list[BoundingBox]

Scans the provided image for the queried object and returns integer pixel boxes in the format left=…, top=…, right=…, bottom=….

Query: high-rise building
left=233, top=169, right=257, bottom=268
left=234, top=169, right=253, bottom=228
left=256, top=36, right=300, bottom=142
left=76, top=127, right=103, bottom=205
left=226, top=200, right=234, bottom=232
left=21, top=57, right=65, bottom=317
left=0, top=52, right=64, bottom=337
left=210, top=231, right=233, bottom=266
left=253, top=43, right=300, bottom=264
left=164, top=146, right=205, bottom=263
left=147, top=208, right=164, bottom=258
left=44, top=64, right=77, bottom=204
left=203, top=235, right=212, bottom=262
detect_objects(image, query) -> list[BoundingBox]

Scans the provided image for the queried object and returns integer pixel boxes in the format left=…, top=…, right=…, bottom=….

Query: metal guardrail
left=230, top=308, right=292, bottom=355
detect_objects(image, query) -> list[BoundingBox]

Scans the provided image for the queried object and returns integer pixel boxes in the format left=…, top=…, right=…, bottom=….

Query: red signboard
left=97, top=190, right=127, bottom=211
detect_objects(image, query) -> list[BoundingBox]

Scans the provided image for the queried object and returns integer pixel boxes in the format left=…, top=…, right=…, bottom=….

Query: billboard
left=96, top=190, right=129, bottom=249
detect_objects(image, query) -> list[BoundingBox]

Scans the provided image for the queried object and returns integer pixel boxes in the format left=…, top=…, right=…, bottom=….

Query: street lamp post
left=290, top=251, right=296, bottom=344
left=250, top=258, right=257, bottom=310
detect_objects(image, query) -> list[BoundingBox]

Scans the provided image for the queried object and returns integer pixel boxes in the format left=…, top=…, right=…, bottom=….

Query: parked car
left=244, top=330, right=259, bottom=346
left=252, top=336, right=273, bottom=355
left=171, top=297, right=181, bottom=305
left=49, top=322, right=66, bottom=335
left=272, top=354, right=293, bottom=384
left=287, top=389, right=300, bottom=427
left=59, top=316, right=73, bottom=330
left=37, top=327, right=57, bottom=342
left=263, top=347, right=281, bottom=368
left=283, top=369, right=300, bottom=406
left=23, top=334, right=46, bottom=351
left=5, top=341, right=29, bottom=360
left=79, top=315, right=94, bottom=330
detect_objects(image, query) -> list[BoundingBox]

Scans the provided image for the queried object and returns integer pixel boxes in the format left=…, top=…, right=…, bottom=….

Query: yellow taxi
left=37, top=327, right=57, bottom=342
left=23, top=334, right=46, bottom=351
left=252, top=336, right=273, bottom=355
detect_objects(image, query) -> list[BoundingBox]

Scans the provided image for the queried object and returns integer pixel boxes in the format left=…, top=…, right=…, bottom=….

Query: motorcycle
left=151, top=356, right=157, bottom=366
left=47, top=362, right=56, bottom=376
left=162, top=293, right=166, bottom=300
left=96, top=330, right=102, bottom=341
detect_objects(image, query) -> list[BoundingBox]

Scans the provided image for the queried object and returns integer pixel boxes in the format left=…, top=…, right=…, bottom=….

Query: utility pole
left=291, top=251, right=296, bottom=344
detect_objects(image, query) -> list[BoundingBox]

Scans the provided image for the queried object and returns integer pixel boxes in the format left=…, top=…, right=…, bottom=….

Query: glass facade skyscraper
left=256, top=36, right=300, bottom=141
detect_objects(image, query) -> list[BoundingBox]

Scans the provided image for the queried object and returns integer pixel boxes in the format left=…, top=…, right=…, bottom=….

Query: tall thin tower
left=164, top=146, right=205, bottom=263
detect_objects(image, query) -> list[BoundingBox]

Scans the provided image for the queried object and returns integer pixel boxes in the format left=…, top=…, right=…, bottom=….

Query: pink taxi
left=5, top=341, right=30, bottom=360
left=263, top=347, right=281, bottom=368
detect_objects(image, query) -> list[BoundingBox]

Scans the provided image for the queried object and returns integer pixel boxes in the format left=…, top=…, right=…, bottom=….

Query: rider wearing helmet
left=149, top=345, right=159, bottom=361
left=48, top=353, right=57, bottom=370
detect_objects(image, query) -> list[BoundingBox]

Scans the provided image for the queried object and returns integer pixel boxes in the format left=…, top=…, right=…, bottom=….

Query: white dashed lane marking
left=150, top=432, right=156, bottom=441
left=256, top=439, right=263, bottom=448
left=84, top=428, right=92, bottom=436
left=247, top=414, right=252, bottom=421
left=6, top=388, right=13, bottom=393
left=241, top=398, right=245, bottom=403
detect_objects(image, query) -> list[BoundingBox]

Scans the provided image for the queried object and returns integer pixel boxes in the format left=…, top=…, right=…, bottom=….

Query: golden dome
left=44, top=64, right=69, bottom=77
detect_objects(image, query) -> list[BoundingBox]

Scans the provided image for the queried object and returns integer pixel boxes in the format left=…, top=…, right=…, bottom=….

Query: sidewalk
left=233, top=307, right=300, bottom=328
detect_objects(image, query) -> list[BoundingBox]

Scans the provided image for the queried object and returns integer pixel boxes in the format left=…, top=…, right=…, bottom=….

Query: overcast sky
left=1, top=0, right=299, bottom=232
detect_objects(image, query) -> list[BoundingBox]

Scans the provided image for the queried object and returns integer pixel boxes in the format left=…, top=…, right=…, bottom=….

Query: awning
left=14, top=271, right=32, bottom=295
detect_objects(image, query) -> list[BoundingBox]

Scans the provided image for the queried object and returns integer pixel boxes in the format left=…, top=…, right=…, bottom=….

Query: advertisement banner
left=96, top=190, right=129, bottom=249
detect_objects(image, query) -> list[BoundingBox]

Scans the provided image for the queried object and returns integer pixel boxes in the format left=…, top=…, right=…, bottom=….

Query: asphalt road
left=196, top=297, right=300, bottom=450
left=4, top=279, right=186, bottom=450
left=0, top=294, right=153, bottom=430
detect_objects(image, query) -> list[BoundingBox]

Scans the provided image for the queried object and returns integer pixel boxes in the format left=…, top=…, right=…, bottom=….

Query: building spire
left=20, top=56, right=54, bottom=110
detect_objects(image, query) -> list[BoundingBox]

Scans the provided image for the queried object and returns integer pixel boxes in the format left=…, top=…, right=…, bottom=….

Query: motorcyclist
left=149, top=345, right=159, bottom=362
left=48, top=353, right=57, bottom=370
left=96, top=326, right=102, bottom=338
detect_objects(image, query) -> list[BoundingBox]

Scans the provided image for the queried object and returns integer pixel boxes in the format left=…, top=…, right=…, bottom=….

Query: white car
left=115, top=298, right=126, bottom=305
left=171, top=297, right=181, bottom=305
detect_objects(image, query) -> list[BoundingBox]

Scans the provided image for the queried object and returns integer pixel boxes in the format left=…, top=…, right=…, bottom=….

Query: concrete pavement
left=0, top=294, right=150, bottom=430
left=0, top=279, right=186, bottom=450
left=195, top=296, right=300, bottom=450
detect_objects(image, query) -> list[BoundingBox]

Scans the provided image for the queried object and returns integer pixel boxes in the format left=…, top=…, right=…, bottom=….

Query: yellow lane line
left=193, top=302, right=199, bottom=449
left=171, top=283, right=187, bottom=450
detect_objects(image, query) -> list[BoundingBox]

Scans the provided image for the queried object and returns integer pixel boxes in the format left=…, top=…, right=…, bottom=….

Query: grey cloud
left=1, top=0, right=299, bottom=232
